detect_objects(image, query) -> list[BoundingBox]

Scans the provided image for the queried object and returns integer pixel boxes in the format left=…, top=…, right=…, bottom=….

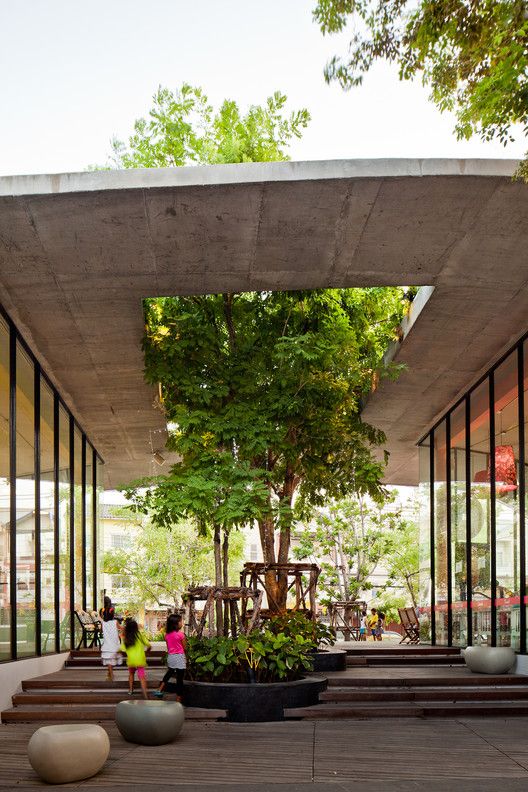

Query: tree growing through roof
left=312, top=0, right=528, bottom=178
left=123, top=288, right=411, bottom=612
left=293, top=493, right=408, bottom=604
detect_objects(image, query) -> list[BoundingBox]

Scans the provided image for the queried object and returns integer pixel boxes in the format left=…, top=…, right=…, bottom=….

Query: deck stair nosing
left=326, top=674, right=526, bottom=687
left=344, top=646, right=461, bottom=656
left=285, top=700, right=528, bottom=719
left=320, top=686, right=528, bottom=702
left=1, top=704, right=226, bottom=722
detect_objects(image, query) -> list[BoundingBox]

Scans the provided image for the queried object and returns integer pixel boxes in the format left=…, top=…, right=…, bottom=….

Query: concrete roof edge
left=0, top=158, right=519, bottom=197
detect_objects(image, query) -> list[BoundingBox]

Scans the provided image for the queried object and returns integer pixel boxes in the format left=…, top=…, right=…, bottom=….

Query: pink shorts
left=128, top=666, right=146, bottom=679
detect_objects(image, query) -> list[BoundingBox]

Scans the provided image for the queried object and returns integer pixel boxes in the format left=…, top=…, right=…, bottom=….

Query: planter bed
left=312, top=648, right=347, bottom=673
left=172, top=676, right=327, bottom=722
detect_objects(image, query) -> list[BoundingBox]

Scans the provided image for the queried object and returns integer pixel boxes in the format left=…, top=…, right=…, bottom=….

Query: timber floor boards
left=3, top=718, right=528, bottom=789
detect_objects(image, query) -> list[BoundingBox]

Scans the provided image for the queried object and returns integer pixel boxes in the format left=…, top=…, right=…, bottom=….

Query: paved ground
left=3, top=716, right=528, bottom=790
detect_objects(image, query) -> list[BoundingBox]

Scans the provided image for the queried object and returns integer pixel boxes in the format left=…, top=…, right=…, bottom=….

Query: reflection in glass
left=73, top=428, right=83, bottom=646
left=16, top=344, right=35, bottom=657
left=85, top=444, right=93, bottom=612
left=40, top=380, right=55, bottom=653
left=450, top=401, right=467, bottom=646
left=58, top=407, right=70, bottom=650
left=0, top=318, right=10, bottom=659
left=470, top=380, right=492, bottom=644
left=418, top=441, right=432, bottom=642
left=434, top=421, right=448, bottom=644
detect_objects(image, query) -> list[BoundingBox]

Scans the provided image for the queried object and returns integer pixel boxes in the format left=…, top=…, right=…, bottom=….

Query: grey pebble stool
left=115, top=699, right=185, bottom=745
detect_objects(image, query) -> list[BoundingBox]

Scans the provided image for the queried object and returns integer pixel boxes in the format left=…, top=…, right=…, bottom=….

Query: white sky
left=0, top=0, right=525, bottom=177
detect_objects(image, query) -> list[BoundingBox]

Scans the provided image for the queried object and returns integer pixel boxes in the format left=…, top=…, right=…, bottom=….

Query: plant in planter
left=266, top=612, right=335, bottom=649
left=186, top=626, right=316, bottom=684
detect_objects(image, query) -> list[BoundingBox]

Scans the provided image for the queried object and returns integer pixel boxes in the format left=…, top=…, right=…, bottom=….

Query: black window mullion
left=34, top=363, right=41, bottom=657
left=489, top=374, right=497, bottom=646
left=446, top=413, right=452, bottom=646
left=9, top=324, right=16, bottom=661
left=518, top=344, right=526, bottom=654
left=53, top=393, right=60, bottom=654
left=69, top=416, right=75, bottom=650
left=430, top=432, right=436, bottom=646
left=465, top=395, right=472, bottom=647
left=81, top=435, right=87, bottom=612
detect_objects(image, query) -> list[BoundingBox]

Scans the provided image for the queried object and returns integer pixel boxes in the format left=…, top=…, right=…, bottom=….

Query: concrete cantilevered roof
left=0, top=159, right=526, bottom=487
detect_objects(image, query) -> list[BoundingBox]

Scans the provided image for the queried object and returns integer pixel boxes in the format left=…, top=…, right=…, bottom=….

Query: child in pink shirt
left=153, top=613, right=186, bottom=702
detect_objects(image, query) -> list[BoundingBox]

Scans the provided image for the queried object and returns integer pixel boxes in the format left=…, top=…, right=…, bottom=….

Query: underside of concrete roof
left=0, top=159, right=526, bottom=488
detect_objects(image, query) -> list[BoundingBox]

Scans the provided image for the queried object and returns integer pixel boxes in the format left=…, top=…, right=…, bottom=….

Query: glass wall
left=40, top=380, right=55, bottom=653
left=419, top=333, right=527, bottom=651
left=0, top=304, right=102, bottom=663
left=15, top=344, right=36, bottom=657
left=418, top=441, right=432, bottom=642
left=0, top=318, right=10, bottom=660
left=434, top=421, right=448, bottom=644
left=450, top=401, right=467, bottom=646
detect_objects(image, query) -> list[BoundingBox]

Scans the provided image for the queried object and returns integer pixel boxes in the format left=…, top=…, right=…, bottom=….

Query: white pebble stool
left=463, top=646, right=516, bottom=674
left=28, top=723, right=110, bottom=784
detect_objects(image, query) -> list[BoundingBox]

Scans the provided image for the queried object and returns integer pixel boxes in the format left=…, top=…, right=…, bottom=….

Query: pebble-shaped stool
left=28, top=724, right=110, bottom=784
left=116, top=699, right=184, bottom=745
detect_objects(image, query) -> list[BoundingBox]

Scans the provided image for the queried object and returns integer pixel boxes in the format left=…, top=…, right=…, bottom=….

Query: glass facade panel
left=58, top=406, right=71, bottom=651
left=418, top=441, right=432, bottom=643
left=85, top=444, right=93, bottom=612
left=470, top=380, right=492, bottom=644
left=15, top=344, right=35, bottom=657
left=96, top=456, right=104, bottom=609
left=0, top=318, right=10, bottom=660
left=73, top=428, right=83, bottom=646
left=493, top=352, right=520, bottom=649
left=524, top=339, right=528, bottom=650
left=450, top=401, right=467, bottom=646
left=0, top=306, right=103, bottom=663
left=40, top=379, right=55, bottom=653
left=434, top=420, right=448, bottom=644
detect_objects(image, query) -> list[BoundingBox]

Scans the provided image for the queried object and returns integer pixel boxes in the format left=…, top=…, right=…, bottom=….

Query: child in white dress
left=100, top=598, right=122, bottom=681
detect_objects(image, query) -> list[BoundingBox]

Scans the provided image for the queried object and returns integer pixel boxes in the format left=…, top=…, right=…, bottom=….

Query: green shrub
left=186, top=627, right=315, bottom=683
left=267, top=612, right=335, bottom=648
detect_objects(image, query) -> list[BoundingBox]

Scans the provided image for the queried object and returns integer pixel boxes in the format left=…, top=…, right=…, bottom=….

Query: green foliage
left=267, top=612, right=335, bottom=648
left=383, top=505, right=420, bottom=608
left=102, top=84, right=310, bottom=169
left=102, top=510, right=244, bottom=611
left=294, top=493, right=408, bottom=603
left=186, top=626, right=316, bottom=683
left=313, top=1, right=528, bottom=174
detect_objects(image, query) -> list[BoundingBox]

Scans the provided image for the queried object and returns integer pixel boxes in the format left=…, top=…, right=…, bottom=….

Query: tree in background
left=131, top=289, right=410, bottom=612
left=101, top=84, right=310, bottom=169
left=293, top=493, right=408, bottom=604
left=102, top=507, right=245, bottom=615
left=313, top=1, right=528, bottom=177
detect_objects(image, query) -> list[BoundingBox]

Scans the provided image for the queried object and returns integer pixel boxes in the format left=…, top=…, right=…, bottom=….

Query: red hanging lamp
left=474, top=445, right=517, bottom=493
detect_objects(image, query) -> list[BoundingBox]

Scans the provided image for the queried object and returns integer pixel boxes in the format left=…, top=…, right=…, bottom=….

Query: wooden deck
left=3, top=718, right=528, bottom=789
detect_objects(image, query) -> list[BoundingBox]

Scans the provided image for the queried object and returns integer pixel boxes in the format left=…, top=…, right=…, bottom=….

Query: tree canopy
left=313, top=1, right=528, bottom=173
left=126, top=288, right=411, bottom=609
left=104, top=84, right=310, bottom=169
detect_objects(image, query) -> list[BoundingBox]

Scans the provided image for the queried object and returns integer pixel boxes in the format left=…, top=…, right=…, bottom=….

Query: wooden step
left=1, top=704, right=226, bottom=723
left=346, top=655, right=465, bottom=666
left=344, top=646, right=461, bottom=656
left=23, top=678, right=164, bottom=690
left=70, top=649, right=165, bottom=658
left=65, top=658, right=165, bottom=667
left=327, top=673, right=527, bottom=687
left=285, top=700, right=528, bottom=719
left=321, top=686, right=528, bottom=703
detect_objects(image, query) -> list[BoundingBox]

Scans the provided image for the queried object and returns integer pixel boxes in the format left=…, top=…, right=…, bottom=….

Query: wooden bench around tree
left=398, top=607, right=420, bottom=644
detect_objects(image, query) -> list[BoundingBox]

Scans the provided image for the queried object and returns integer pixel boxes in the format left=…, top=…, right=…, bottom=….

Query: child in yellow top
left=120, top=618, right=151, bottom=699
left=367, top=608, right=379, bottom=640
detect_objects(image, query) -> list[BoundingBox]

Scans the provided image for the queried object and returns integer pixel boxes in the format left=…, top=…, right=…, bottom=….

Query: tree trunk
left=222, top=529, right=230, bottom=635
left=213, top=524, right=223, bottom=636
